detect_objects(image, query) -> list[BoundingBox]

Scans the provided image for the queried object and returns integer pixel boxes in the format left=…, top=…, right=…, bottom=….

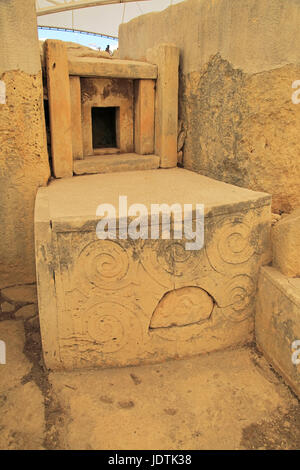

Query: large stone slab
left=35, top=169, right=271, bottom=370
left=68, top=57, right=157, bottom=79
left=73, top=154, right=160, bottom=175
left=272, top=208, right=300, bottom=277
left=256, top=266, right=300, bottom=399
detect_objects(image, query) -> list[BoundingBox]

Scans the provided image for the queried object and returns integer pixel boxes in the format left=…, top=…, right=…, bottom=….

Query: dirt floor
left=0, top=316, right=299, bottom=450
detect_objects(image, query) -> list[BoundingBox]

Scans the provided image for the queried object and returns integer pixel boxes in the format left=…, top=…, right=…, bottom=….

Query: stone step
left=73, top=153, right=160, bottom=175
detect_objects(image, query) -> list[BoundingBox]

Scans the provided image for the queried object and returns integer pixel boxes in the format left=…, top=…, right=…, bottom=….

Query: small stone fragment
left=2, top=285, right=37, bottom=305
left=1, top=302, right=15, bottom=313
left=15, top=304, right=37, bottom=320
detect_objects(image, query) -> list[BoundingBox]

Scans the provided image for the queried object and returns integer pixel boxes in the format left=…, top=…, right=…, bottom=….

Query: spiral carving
left=77, top=240, right=130, bottom=290
left=206, top=217, right=255, bottom=273
left=141, top=241, right=199, bottom=287
left=220, top=274, right=255, bottom=322
left=85, top=302, right=137, bottom=353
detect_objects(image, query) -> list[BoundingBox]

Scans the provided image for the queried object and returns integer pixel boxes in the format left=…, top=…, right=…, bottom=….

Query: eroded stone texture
left=256, top=266, right=300, bottom=399
left=272, top=208, right=300, bottom=277
left=0, top=0, right=49, bottom=291
left=119, top=0, right=300, bottom=212
left=70, top=76, right=83, bottom=160
left=150, top=287, right=214, bottom=329
left=146, top=44, right=179, bottom=168
left=35, top=169, right=271, bottom=370
left=0, top=321, right=45, bottom=450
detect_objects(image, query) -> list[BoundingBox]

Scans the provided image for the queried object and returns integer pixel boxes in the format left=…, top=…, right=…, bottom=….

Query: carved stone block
left=35, top=169, right=271, bottom=370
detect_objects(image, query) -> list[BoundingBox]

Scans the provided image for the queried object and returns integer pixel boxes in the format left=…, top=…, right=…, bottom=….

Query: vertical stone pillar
left=0, top=0, right=50, bottom=288
left=146, top=44, right=179, bottom=168
left=70, top=76, right=83, bottom=160
left=45, top=40, right=73, bottom=177
left=134, top=79, right=155, bottom=155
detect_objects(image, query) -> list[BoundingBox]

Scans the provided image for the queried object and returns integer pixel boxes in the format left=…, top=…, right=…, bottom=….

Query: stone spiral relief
left=206, top=217, right=255, bottom=274
left=82, top=301, right=140, bottom=354
left=220, top=274, right=255, bottom=322
left=141, top=240, right=200, bottom=288
left=76, top=240, right=135, bottom=291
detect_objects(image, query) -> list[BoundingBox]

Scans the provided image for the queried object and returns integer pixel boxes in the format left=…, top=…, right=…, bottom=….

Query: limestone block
left=272, top=208, right=300, bottom=277
left=134, top=80, right=155, bottom=155
left=68, top=57, right=157, bottom=79
left=0, top=0, right=50, bottom=288
left=45, top=40, right=73, bottom=178
left=256, top=266, right=300, bottom=399
left=81, top=78, right=134, bottom=155
left=73, top=154, right=159, bottom=175
left=146, top=44, right=179, bottom=168
left=35, top=169, right=271, bottom=370
left=69, top=76, right=83, bottom=160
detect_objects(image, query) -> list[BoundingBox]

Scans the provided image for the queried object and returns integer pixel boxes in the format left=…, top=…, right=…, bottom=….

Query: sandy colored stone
left=1, top=302, right=14, bottom=313
left=81, top=77, right=134, bottom=155
left=15, top=304, right=38, bottom=320
left=150, top=286, right=214, bottom=329
left=0, top=0, right=41, bottom=76
left=119, top=0, right=300, bottom=212
left=45, top=40, right=73, bottom=178
left=68, top=57, right=157, bottom=79
left=0, top=321, right=31, bottom=389
left=2, top=284, right=37, bottom=305
left=35, top=169, right=271, bottom=370
left=73, top=153, right=160, bottom=175
left=0, top=382, right=45, bottom=450
left=64, top=41, right=111, bottom=60
left=256, top=266, right=300, bottom=399
left=119, top=0, right=300, bottom=76
left=0, top=1, right=50, bottom=289
left=69, top=76, right=83, bottom=160
left=146, top=44, right=179, bottom=168
left=0, top=321, right=45, bottom=450
left=49, top=347, right=298, bottom=450
left=134, top=80, right=155, bottom=155
left=272, top=208, right=300, bottom=277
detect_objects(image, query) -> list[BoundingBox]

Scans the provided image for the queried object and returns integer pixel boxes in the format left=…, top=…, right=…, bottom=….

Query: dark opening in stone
left=92, top=107, right=117, bottom=149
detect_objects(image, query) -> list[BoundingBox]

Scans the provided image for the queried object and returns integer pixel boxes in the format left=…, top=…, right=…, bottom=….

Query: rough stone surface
left=35, top=169, right=271, bottom=370
left=146, top=44, right=179, bottom=168
left=0, top=321, right=45, bottom=450
left=272, top=208, right=300, bottom=277
left=49, top=348, right=299, bottom=450
left=0, top=0, right=41, bottom=76
left=0, top=1, right=50, bottom=289
left=0, top=320, right=299, bottom=449
left=119, top=0, right=300, bottom=212
left=256, top=266, right=300, bottom=399
left=69, top=76, right=83, bottom=160
left=2, top=284, right=37, bottom=305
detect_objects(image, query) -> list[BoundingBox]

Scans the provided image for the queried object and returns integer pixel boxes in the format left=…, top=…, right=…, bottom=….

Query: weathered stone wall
left=0, top=0, right=50, bottom=288
left=119, top=0, right=300, bottom=212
